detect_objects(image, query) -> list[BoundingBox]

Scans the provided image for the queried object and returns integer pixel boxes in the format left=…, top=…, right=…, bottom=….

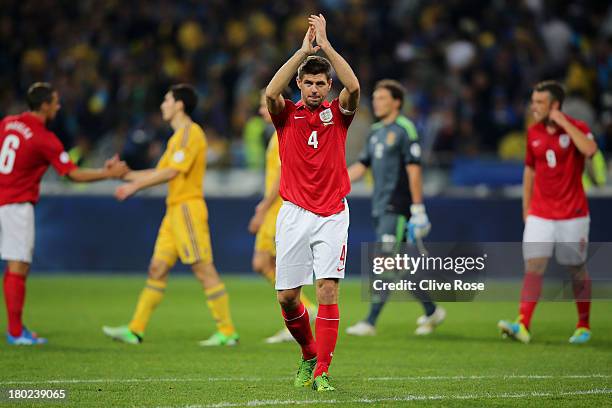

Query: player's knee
left=148, top=260, right=169, bottom=281
left=7, top=261, right=30, bottom=276
left=316, top=279, right=339, bottom=304
left=277, top=289, right=300, bottom=311
left=192, top=262, right=222, bottom=288
left=525, top=258, right=547, bottom=275
left=568, top=264, right=587, bottom=279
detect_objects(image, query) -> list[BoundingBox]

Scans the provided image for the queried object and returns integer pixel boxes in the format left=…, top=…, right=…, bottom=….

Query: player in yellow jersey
left=102, top=84, right=239, bottom=346
left=248, top=91, right=316, bottom=343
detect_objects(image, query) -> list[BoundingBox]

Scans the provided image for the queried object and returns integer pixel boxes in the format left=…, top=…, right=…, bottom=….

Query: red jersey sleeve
left=575, top=120, right=594, bottom=141
left=525, top=128, right=534, bottom=168
left=269, top=99, right=296, bottom=132
left=42, top=132, right=78, bottom=176
left=331, top=98, right=355, bottom=129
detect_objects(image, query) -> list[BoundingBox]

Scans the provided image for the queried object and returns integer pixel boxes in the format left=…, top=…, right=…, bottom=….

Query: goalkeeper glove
left=407, top=204, right=431, bottom=243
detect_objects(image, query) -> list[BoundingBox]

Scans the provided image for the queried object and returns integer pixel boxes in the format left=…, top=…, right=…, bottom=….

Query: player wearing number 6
left=0, top=82, right=129, bottom=345
left=265, top=14, right=359, bottom=391
left=498, top=80, right=598, bottom=345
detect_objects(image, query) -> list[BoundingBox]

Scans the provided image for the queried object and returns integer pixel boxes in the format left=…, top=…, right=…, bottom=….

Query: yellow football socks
left=128, top=278, right=167, bottom=335
left=205, top=283, right=236, bottom=336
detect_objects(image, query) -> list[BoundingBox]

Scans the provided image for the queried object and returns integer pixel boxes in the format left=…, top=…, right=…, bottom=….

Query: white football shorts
left=522, top=215, right=589, bottom=265
left=0, top=203, right=35, bottom=263
left=275, top=200, right=349, bottom=290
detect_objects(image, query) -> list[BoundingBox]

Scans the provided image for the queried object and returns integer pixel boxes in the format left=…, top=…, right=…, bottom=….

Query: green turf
left=1, top=275, right=611, bottom=407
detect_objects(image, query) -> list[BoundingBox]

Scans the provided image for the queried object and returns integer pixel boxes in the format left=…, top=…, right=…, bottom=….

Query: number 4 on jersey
left=308, top=131, right=318, bottom=149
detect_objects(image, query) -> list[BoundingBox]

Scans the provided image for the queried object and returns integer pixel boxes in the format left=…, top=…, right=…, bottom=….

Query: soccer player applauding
left=248, top=90, right=318, bottom=344
left=265, top=14, right=359, bottom=391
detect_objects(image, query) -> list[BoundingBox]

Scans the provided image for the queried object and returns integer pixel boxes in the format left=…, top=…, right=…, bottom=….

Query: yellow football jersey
left=157, top=123, right=207, bottom=206
left=264, top=132, right=281, bottom=197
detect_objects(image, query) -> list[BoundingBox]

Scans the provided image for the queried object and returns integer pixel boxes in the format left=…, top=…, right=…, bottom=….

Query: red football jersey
left=525, top=114, right=592, bottom=220
left=270, top=98, right=353, bottom=216
left=0, top=113, right=77, bottom=206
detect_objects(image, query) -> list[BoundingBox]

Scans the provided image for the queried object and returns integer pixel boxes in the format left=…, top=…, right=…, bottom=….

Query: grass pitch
left=1, top=275, right=611, bottom=407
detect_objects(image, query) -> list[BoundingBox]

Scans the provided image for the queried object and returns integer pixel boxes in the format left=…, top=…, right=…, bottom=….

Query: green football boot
left=198, top=331, right=239, bottom=346
left=497, top=319, right=531, bottom=344
left=569, top=327, right=591, bottom=344
left=102, top=325, right=142, bottom=344
left=312, top=372, right=335, bottom=392
left=294, top=356, right=317, bottom=387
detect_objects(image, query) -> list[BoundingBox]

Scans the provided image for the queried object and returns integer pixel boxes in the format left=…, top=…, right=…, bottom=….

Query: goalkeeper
left=346, top=79, right=446, bottom=336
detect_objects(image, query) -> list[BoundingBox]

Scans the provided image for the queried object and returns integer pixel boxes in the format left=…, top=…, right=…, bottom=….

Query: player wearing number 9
left=498, top=80, right=598, bottom=345
left=0, top=82, right=129, bottom=345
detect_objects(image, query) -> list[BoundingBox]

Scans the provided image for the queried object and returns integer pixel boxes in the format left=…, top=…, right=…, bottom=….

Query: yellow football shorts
left=254, top=199, right=282, bottom=256
left=153, top=199, right=213, bottom=266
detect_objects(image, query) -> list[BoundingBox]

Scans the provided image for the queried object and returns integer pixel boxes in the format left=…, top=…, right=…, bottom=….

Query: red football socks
left=314, top=304, right=339, bottom=378
left=518, top=272, right=542, bottom=331
left=4, top=269, right=26, bottom=337
left=572, top=274, right=591, bottom=329
left=282, top=302, right=316, bottom=360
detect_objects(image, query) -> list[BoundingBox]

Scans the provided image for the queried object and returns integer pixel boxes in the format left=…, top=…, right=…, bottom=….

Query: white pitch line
left=0, top=377, right=281, bottom=385
left=156, top=388, right=612, bottom=408
left=366, top=374, right=612, bottom=381
left=0, top=373, right=609, bottom=386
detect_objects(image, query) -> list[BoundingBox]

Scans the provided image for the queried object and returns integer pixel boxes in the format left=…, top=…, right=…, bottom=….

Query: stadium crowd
left=0, top=0, right=611, bottom=170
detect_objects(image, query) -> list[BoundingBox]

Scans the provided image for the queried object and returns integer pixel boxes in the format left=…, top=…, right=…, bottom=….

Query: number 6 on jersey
left=0, top=135, right=20, bottom=174
left=308, top=131, right=318, bottom=149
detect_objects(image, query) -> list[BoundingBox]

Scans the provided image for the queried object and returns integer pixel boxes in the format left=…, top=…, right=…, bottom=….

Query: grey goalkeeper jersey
left=358, top=115, right=421, bottom=217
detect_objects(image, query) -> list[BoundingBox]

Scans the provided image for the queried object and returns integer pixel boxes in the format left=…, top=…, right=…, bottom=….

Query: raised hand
left=548, top=109, right=568, bottom=127
left=300, top=25, right=320, bottom=56
left=308, top=14, right=329, bottom=48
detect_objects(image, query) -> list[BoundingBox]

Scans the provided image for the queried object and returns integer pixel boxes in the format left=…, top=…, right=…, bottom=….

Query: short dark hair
left=170, top=84, right=198, bottom=116
left=374, top=79, right=406, bottom=109
left=297, top=56, right=332, bottom=80
left=534, top=80, right=565, bottom=107
left=27, top=82, right=55, bottom=111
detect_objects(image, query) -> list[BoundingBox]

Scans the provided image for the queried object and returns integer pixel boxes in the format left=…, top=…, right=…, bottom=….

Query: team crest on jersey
left=559, top=134, right=570, bottom=148
left=60, top=152, right=70, bottom=163
left=319, top=108, right=333, bottom=123
left=173, top=150, right=185, bottom=163
left=410, top=143, right=422, bottom=158
left=386, top=131, right=396, bottom=146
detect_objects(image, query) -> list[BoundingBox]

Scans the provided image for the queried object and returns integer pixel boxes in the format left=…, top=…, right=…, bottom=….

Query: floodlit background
left=1, top=2, right=611, bottom=407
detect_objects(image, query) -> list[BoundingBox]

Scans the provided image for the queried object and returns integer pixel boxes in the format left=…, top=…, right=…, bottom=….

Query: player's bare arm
left=406, top=164, right=423, bottom=204
left=114, top=168, right=179, bottom=201
left=522, top=166, right=535, bottom=221
left=266, top=27, right=319, bottom=114
left=347, top=162, right=367, bottom=182
left=309, top=14, right=360, bottom=113
left=549, top=109, right=597, bottom=157
left=67, top=158, right=129, bottom=182
left=248, top=175, right=280, bottom=234
left=121, top=169, right=157, bottom=182
left=104, top=154, right=155, bottom=181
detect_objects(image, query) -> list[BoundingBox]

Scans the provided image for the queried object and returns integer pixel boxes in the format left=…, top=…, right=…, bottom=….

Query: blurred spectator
left=0, top=0, right=609, bottom=170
